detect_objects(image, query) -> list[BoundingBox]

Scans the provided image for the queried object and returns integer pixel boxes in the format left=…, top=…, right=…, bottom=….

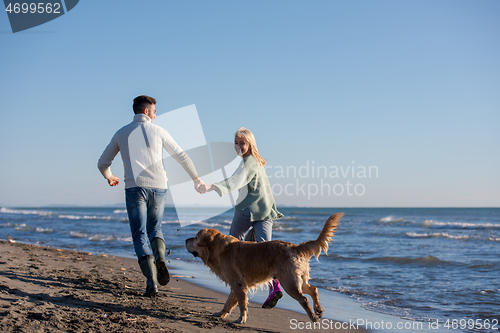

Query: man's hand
left=107, top=175, right=120, bottom=186
left=193, top=177, right=206, bottom=193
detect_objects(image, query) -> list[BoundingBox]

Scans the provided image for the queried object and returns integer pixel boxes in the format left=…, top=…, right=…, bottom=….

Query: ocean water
left=1, top=206, right=499, bottom=332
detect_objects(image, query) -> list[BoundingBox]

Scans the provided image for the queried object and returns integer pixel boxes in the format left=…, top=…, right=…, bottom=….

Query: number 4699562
left=6, top=3, right=62, bottom=14
left=444, top=319, right=498, bottom=330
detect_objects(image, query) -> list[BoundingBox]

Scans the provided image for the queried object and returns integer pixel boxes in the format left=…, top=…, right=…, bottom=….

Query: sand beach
left=0, top=240, right=367, bottom=333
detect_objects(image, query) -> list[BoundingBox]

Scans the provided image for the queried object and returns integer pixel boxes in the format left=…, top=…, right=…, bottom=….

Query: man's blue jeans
left=125, top=187, right=167, bottom=260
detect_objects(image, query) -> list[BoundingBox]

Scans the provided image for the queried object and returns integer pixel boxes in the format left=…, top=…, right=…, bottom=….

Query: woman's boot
left=262, top=279, right=283, bottom=308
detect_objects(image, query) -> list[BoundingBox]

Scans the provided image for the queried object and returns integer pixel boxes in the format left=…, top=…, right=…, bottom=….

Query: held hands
left=193, top=177, right=207, bottom=194
left=193, top=177, right=214, bottom=194
left=107, top=175, right=120, bottom=186
left=198, top=183, right=214, bottom=194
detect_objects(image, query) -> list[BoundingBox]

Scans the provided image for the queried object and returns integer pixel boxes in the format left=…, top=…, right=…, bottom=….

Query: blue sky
left=0, top=1, right=499, bottom=207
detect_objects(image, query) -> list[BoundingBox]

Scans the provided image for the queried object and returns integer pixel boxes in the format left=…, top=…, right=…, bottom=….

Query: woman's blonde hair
left=235, top=127, right=267, bottom=167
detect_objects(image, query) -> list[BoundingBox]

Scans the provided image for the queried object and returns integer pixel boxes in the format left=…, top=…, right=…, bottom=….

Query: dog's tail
left=295, top=213, right=343, bottom=260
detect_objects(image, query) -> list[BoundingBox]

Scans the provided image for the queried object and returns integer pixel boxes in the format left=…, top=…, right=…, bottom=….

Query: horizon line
left=1, top=205, right=499, bottom=209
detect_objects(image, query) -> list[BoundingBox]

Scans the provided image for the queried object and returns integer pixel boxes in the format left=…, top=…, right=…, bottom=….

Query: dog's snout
left=185, top=237, right=198, bottom=257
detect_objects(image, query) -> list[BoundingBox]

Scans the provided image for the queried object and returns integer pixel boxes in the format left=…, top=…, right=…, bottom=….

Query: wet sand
left=0, top=240, right=367, bottom=332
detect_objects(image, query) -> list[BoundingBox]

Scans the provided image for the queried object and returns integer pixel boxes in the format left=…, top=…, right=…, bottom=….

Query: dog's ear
left=197, top=231, right=213, bottom=248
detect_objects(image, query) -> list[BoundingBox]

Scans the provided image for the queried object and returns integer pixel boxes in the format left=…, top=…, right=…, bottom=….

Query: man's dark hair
left=133, top=95, right=156, bottom=114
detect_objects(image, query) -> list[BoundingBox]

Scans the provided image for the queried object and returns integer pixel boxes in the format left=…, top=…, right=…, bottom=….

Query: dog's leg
left=232, top=282, right=248, bottom=324
left=280, top=277, right=318, bottom=322
left=213, top=290, right=237, bottom=319
left=302, top=282, right=323, bottom=318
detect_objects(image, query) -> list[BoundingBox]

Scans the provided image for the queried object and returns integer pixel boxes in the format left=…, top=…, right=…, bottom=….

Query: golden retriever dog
left=185, top=213, right=343, bottom=324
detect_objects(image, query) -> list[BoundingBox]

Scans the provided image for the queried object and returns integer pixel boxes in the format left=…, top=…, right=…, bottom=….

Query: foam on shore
left=169, top=259, right=455, bottom=333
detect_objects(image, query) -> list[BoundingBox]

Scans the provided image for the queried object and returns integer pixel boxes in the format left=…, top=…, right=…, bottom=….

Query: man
left=98, top=95, right=204, bottom=297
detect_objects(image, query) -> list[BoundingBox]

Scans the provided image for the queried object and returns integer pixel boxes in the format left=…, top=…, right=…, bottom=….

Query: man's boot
left=138, top=255, right=158, bottom=297
left=151, top=237, right=170, bottom=286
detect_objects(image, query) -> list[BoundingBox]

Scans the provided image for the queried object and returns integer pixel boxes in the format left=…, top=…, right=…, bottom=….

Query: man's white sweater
left=98, top=114, right=198, bottom=189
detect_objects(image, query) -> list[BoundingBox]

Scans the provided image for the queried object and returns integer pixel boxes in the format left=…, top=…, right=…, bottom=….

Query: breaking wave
left=422, top=220, right=500, bottom=229
left=406, top=232, right=471, bottom=240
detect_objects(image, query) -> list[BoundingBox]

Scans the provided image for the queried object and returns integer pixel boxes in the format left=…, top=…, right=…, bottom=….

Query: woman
left=204, top=127, right=284, bottom=309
